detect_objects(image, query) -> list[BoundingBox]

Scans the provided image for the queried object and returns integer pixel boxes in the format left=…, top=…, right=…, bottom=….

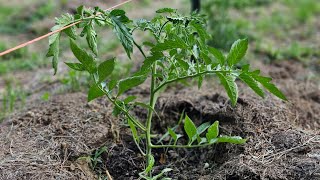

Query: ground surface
left=0, top=0, right=319, bottom=180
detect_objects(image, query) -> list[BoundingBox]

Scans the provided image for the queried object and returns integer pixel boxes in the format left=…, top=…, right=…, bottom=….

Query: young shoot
left=47, top=6, right=286, bottom=179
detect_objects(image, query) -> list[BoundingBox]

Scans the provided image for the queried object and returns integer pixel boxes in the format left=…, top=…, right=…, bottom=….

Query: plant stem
left=145, top=63, right=157, bottom=177
left=158, top=20, right=170, bottom=37
left=96, top=84, right=146, bottom=131
left=133, top=39, right=147, bottom=58
left=151, top=143, right=215, bottom=149
left=107, top=94, right=146, bottom=131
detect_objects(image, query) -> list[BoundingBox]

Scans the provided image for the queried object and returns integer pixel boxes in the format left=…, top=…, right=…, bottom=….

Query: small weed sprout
left=0, top=81, right=26, bottom=121
left=47, top=6, right=286, bottom=178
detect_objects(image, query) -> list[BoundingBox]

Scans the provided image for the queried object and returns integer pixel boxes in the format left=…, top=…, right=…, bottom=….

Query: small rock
left=168, top=150, right=179, bottom=159
left=70, top=163, right=76, bottom=171
left=25, top=111, right=34, bottom=118
left=203, top=162, right=209, bottom=169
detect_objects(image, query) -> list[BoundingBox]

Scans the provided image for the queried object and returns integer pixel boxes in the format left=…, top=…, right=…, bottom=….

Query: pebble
left=203, top=162, right=209, bottom=169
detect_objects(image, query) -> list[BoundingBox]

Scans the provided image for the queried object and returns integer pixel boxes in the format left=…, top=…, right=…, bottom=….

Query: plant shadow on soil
left=0, top=60, right=319, bottom=180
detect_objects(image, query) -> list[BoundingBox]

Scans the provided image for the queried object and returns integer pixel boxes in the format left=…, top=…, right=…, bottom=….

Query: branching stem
left=97, top=84, right=146, bottom=131
left=108, top=95, right=146, bottom=131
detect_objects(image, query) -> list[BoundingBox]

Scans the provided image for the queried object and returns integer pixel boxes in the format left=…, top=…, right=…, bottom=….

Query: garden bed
left=0, top=60, right=319, bottom=180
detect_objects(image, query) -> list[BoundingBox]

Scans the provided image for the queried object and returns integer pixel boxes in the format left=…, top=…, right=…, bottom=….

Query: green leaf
left=196, top=135, right=201, bottom=144
left=108, top=80, right=117, bottom=91
left=136, top=52, right=163, bottom=75
left=217, top=73, right=238, bottom=106
left=192, top=121, right=211, bottom=143
left=168, top=128, right=178, bottom=142
left=176, top=59, right=189, bottom=71
left=217, top=136, right=247, bottom=144
left=136, top=18, right=149, bottom=30
left=208, top=47, right=225, bottom=65
left=206, top=121, right=219, bottom=142
left=56, top=13, right=74, bottom=25
left=239, top=72, right=264, bottom=98
left=64, top=26, right=77, bottom=40
left=253, top=75, right=287, bottom=101
left=112, top=105, right=122, bottom=117
left=118, top=75, right=147, bottom=96
left=184, top=115, right=197, bottom=144
left=110, top=16, right=133, bottom=59
left=80, top=25, right=88, bottom=37
left=208, top=138, right=219, bottom=144
left=77, top=5, right=84, bottom=16
left=128, top=119, right=140, bottom=144
left=69, top=40, right=96, bottom=73
left=143, top=41, right=155, bottom=47
left=196, top=122, right=211, bottom=135
left=200, top=51, right=212, bottom=65
left=86, top=23, right=98, bottom=55
left=98, top=58, right=115, bottom=82
left=145, top=154, right=155, bottom=174
left=123, top=95, right=137, bottom=104
left=110, top=9, right=126, bottom=16
left=190, top=21, right=210, bottom=42
left=47, top=26, right=61, bottom=75
left=95, top=18, right=106, bottom=26
left=167, top=16, right=184, bottom=24
left=65, top=62, right=86, bottom=71
left=156, top=8, right=176, bottom=13
left=198, top=137, right=208, bottom=145
left=226, top=38, right=248, bottom=67
left=88, top=84, right=105, bottom=102
left=48, top=47, right=59, bottom=74
left=134, top=102, right=153, bottom=111
left=110, top=9, right=130, bottom=23
left=50, top=55, right=59, bottom=75
left=151, top=38, right=188, bottom=52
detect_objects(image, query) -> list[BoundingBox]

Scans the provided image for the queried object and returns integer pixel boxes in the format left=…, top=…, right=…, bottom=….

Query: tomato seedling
left=47, top=6, right=286, bottom=179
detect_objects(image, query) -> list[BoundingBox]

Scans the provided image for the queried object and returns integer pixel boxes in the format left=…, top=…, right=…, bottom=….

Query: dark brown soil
left=0, top=60, right=319, bottom=180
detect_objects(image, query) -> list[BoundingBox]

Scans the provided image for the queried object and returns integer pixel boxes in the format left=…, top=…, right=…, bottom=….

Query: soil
left=0, top=59, right=319, bottom=180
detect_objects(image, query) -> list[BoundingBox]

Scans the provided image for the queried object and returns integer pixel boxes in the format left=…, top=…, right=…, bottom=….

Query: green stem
left=151, top=143, right=215, bottom=149
left=107, top=95, right=146, bottom=131
left=96, top=84, right=146, bottom=131
left=158, top=20, right=170, bottom=37
left=154, top=70, right=232, bottom=93
left=66, top=14, right=112, bottom=28
left=145, top=63, right=157, bottom=177
left=133, top=39, right=147, bottom=58
left=132, top=130, right=146, bottom=156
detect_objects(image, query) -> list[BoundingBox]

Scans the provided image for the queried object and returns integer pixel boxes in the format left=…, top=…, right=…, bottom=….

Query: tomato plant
left=47, top=6, right=286, bottom=179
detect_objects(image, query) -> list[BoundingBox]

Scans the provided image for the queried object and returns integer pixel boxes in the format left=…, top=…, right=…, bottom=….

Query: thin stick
left=0, top=0, right=133, bottom=57
left=0, top=23, right=78, bottom=57
left=106, top=169, right=113, bottom=180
